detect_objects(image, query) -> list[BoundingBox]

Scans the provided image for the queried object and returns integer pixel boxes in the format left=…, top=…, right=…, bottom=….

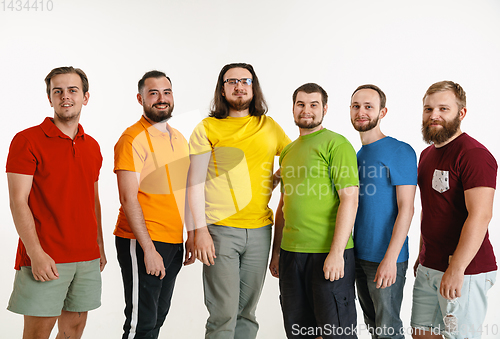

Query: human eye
left=366, top=105, right=372, bottom=109
left=311, top=103, right=317, bottom=108
left=440, top=107, right=448, bottom=111
left=242, top=78, right=252, bottom=86
left=351, top=104, right=359, bottom=109
left=226, top=79, right=237, bottom=85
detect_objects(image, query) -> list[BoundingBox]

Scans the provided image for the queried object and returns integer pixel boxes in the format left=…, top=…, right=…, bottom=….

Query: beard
left=226, top=93, right=252, bottom=112
left=351, top=115, right=379, bottom=132
left=295, top=114, right=325, bottom=129
left=422, top=112, right=461, bottom=145
left=144, top=102, right=174, bottom=123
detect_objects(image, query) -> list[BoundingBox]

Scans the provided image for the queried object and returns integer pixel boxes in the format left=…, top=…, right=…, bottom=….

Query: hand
left=374, top=258, right=396, bottom=289
left=413, top=257, right=420, bottom=277
left=194, top=227, right=216, bottom=266
left=183, top=235, right=195, bottom=266
left=269, top=252, right=280, bottom=278
left=440, top=267, right=464, bottom=300
left=99, top=252, right=107, bottom=272
left=30, top=250, right=59, bottom=282
left=144, top=248, right=166, bottom=279
left=323, top=252, right=344, bottom=281
left=99, top=244, right=107, bottom=272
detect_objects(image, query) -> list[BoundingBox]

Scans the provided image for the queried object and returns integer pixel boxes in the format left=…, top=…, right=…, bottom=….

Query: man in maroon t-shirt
left=411, top=81, right=497, bottom=339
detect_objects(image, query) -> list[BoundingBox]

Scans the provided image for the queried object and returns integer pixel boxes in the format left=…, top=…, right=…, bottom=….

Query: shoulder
left=120, top=120, right=145, bottom=139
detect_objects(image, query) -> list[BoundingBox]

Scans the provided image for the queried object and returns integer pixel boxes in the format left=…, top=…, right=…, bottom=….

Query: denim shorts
left=411, top=264, right=496, bottom=339
left=8, top=259, right=102, bottom=317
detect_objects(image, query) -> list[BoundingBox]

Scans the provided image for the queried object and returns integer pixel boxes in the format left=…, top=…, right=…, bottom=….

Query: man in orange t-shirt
left=114, top=70, right=194, bottom=339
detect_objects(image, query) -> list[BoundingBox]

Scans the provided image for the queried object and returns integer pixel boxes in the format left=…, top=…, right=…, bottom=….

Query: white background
left=1, top=0, right=499, bottom=338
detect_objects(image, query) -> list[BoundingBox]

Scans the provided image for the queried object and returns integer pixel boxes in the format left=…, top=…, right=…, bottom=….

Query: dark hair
left=209, top=63, right=268, bottom=119
left=351, top=84, right=386, bottom=109
left=292, top=83, right=328, bottom=107
left=138, top=70, right=171, bottom=94
left=423, top=81, right=466, bottom=111
left=45, top=66, right=89, bottom=96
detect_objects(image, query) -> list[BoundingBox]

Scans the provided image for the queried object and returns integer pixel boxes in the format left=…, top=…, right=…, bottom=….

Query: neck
left=53, top=116, right=80, bottom=139
left=359, top=127, right=385, bottom=145
left=434, top=129, right=463, bottom=148
left=144, top=115, right=169, bottom=133
left=300, top=125, right=323, bottom=136
left=228, top=109, right=250, bottom=118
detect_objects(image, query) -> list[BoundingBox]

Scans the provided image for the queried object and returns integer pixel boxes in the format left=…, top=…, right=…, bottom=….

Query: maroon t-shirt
left=418, top=133, right=497, bottom=274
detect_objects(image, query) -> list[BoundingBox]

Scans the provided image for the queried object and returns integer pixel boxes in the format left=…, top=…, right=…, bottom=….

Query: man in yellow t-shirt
left=114, top=71, right=194, bottom=339
left=189, top=63, right=290, bottom=339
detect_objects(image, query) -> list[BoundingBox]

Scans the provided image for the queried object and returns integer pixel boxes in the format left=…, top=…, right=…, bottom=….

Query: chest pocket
left=432, top=169, right=450, bottom=193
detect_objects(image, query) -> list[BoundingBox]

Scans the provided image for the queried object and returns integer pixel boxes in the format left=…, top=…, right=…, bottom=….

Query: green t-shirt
left=279, top=128, right=358, bottom=253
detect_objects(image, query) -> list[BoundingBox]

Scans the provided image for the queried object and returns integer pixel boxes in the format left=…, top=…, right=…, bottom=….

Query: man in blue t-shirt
left=350, top=85, right=417, bottom=339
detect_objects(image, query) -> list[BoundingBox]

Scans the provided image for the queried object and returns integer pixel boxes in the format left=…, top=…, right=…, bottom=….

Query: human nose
left=429, top=108, right=441, bottom=120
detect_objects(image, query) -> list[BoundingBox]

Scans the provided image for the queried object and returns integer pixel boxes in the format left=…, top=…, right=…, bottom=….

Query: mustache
left=153, top=102, right=170, bottom=108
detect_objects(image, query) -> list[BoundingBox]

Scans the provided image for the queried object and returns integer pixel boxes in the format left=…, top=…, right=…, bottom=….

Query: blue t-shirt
left=354, top=136, right=417, bottom=263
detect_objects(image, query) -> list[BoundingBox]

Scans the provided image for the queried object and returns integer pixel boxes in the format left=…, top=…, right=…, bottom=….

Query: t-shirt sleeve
left=389, top=143, right=418, bottom=186
left=275, top=123, right=292, bottom=156
left=6, top=133, right=36, bottom=175
left=114, top=133, right=143, bottom=173
left=189, top=121, right=212, bottom=155
left=460, top=148, right=497, bottom=190
left=329, top=140, right=359, bottom=191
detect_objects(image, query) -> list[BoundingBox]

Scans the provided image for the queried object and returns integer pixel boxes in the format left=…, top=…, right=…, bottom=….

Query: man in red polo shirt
left=6, top=66, right=106, bottom=339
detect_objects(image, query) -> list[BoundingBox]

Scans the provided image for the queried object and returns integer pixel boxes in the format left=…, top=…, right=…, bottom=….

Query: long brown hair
left=209, top=63, right=268, bottom=119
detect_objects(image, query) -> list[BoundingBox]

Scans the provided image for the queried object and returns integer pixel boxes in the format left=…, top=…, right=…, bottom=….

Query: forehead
left=295, top=91, right=322, bottom=103
left=424, top=90, right=457, bottom=106
left=224, top=67, right=252, bottom=80
left=143, top=77, right=172, bottom=91
left=351, top=88, right=380, bottom=104
left=50, top=73, right=82, bottom=90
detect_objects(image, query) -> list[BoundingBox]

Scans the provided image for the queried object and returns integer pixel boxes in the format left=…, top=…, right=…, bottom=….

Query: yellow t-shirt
left=114, top=116, right=189, bottom=243
left=189, top=115, right=290, bottom=228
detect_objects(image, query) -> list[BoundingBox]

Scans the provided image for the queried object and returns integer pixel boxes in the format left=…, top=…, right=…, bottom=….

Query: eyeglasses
left=223, top=78, right=253, bottom=86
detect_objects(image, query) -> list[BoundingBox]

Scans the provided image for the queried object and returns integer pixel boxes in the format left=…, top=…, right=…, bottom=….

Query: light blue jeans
left=355, top=258, right=407, bottom=339
left=203, top=224, right=271, bottom=339
left=411, top=264, right=496, bottom=339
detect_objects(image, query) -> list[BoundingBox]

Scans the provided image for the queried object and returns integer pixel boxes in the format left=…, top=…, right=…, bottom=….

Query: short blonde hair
left=423, top=81, right=466, bottom=111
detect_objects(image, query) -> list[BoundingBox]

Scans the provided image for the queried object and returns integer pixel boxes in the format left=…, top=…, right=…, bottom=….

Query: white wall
left=1, top=0, right=499, bottom=338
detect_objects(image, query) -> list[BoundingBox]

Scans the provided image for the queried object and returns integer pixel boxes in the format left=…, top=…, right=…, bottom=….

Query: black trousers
left=116, top=236, right=183, bottom=339
left=279, top=248, right=357, bottom=339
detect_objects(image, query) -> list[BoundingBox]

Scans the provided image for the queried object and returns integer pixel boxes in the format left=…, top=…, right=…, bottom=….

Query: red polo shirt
left=6, top=117, right=102, bottom=269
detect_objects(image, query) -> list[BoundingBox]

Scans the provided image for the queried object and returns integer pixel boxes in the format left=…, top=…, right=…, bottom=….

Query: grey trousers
left=203, top=224, right=272, bottom=339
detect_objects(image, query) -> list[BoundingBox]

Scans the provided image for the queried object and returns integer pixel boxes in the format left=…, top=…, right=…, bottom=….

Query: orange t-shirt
left=113, top=117, right=189, bottom=244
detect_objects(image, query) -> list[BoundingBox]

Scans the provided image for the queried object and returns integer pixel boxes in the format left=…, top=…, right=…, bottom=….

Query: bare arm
left=272, top=168, right=281, bottom=191
left=7, top=172, right=59, bottom=281
left=440, top=186, right=495, bottom=300
left=375, top=185, right=416, bottom=288
left=414, top=233, right=422, bottom=277
left=183, top=187, right=195, bottom=266
left=94, top=181, right=107, bottom=272
left=324, top=186, right=359, bottom=281
left=116, top=170, right=165, bottom=279
left=269, top=193, right=284, bottom=278
left=187, top=152, right=216, bottom=266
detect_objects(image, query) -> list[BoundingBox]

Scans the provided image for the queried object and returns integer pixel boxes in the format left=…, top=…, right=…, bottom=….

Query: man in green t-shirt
left=269, top=83, right=359, bottom=339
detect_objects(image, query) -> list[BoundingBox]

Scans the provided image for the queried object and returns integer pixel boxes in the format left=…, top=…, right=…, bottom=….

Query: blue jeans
left=355, top=258, right=408, bottom=339
left=411, top=265, right=496, bottom=339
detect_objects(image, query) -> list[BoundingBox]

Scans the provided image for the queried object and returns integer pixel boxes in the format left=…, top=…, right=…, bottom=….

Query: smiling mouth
left=61, top=103, right=73, bottom=108
left=153, top=103, right=169, bottom=109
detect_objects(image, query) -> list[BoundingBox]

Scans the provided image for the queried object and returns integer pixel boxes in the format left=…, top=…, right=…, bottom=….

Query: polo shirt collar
left=139, top=115, right=176, bottom=138
left=40, top=117, right=85, bottom=140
